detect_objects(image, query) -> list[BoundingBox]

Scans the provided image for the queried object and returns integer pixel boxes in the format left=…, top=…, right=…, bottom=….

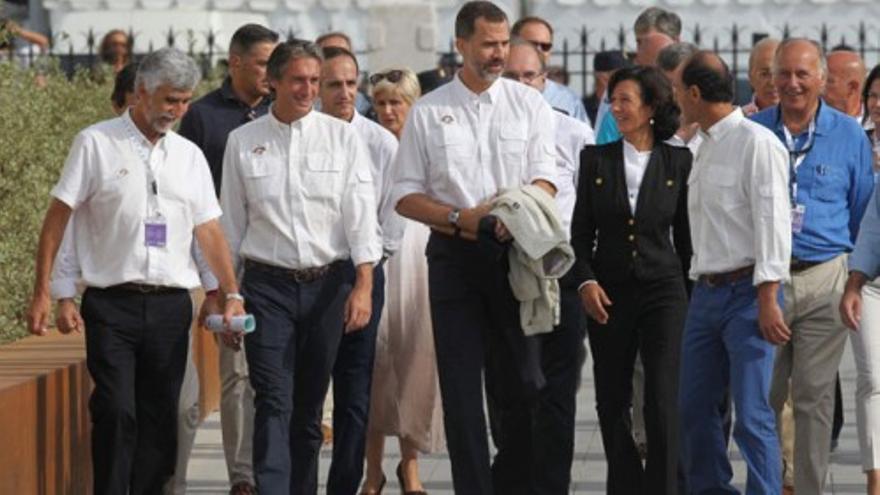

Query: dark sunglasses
left=528, top=40, right=553, bottom=53
left=369, top=70, right=404, bottom=85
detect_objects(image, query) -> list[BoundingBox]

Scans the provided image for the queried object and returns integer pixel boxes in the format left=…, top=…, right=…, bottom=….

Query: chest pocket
left=430, top=125, right=472, bottom=173
left=499, top=123, right=528, bottom=176
left=242, top=156, right=282, bottom=202
left=808, top=164, right=845, bottom=202
left=705, top=165, right=744, bottom=211
left=301, top=152, right=344, bottom=201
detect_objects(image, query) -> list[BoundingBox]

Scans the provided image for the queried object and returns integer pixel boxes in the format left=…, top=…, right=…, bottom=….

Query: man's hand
left=198, top=291, right=222, bottom=328
left=494, top=219, right=512, bottom=242
left=841, top=271, right=869, bottom=331
left=757, top=281, right=791, bottom=345
left=578, top=283, right=612, bottom=324
left=26, top=291, right=52, bottom=336
left=220, top=297, right=247, bottom=350
left=344, top=285, right=372, bottom=333
left=55, top=299, right=84, bottom=334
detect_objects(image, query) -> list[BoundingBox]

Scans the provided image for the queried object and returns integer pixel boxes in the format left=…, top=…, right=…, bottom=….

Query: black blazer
left=570, top=140, right=693, bottom=286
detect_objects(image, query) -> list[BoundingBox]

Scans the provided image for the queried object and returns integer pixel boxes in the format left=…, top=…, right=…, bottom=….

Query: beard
left=150, top=112, right=176, bottom=134
left=475, top=57, right=505, bottom=83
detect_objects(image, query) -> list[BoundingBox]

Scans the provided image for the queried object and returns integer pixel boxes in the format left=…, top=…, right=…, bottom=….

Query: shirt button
left=632, top=250, right=638, bottom=258
left=628, top=234, right=635, bottom=242
left=628, top=219, right=635, bottom=225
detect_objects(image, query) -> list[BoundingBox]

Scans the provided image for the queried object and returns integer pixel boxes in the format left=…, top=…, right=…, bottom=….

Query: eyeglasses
left=369, top=70, right=404, bottom=86
left=502, top=70, right=545, bottom=84
left=527, top=40, right=553, bottom=53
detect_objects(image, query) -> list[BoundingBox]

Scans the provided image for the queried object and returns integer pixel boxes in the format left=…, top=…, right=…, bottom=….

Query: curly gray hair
left=135, top=48, right=201, bottom=94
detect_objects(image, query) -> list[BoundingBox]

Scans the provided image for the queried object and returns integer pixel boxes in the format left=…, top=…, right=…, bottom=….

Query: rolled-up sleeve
left=749, top=136, right=792, bottom=285
left=51, top=131, right=96, bottom=209
left=343, top=132, right=382, bottom=266
left=390, top=110, right=430, bottom=210
left=850, top=184, right=880, bottom=279
left=526, top=99, right=558, bottom=190
left=50, top=218, right=80, bottom=299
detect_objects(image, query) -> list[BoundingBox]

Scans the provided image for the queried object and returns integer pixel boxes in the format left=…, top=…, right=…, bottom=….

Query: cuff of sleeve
left=849, top=258, right=879, bottom=282
left=200, top=270, right=219, bottom=292
left=753, top=261, right=790, bottom=286
left=351, top=247, right=382, bottom=267
left=193, top=208, right=222, bottom=227
left=528, top=172, right=559, bottom=191
left=50, top=278, right=78, bottom=300
left=390, top=186, right=425, bottom=212
left=50, top=189, right=78, bottom=210
left=577, top=280, right=598, bottom=292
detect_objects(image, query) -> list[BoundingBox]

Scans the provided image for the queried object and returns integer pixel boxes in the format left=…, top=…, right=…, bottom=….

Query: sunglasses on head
left=528, top=40, right=553, bottom=53
left=369, top=70, right=404, bottom=86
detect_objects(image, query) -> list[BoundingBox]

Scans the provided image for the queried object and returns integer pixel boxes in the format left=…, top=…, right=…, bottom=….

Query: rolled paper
left=205, top=314, right=256, bottom=333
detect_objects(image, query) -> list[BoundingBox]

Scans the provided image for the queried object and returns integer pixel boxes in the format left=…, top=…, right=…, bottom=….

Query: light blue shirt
left=850, top=185, right=880, bottom=278
left=751, top=101, right=874, bottom=261
left=543, top=79, right=590, bottom=125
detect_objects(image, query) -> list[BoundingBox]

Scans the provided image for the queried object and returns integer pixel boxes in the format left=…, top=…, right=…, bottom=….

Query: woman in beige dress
left=360, top=67, right=444, bottom=495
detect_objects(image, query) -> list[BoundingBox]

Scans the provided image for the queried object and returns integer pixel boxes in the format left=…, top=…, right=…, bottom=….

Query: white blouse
left=623, top=139, right=651, bottom=213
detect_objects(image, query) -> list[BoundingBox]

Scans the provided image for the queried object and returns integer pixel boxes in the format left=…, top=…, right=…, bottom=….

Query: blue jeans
left=327, top=263, right=385, bottom=495
left=678, top=278, right=782, bottom=495
left=243, top=262, right=351, bottom=495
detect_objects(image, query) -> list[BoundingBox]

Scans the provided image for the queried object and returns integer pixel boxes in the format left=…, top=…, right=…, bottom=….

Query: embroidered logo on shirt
left=252, top=145, right=266, bottom=155
left=117, top=168, right=129, bottom=177
left=441, top=115, right=454, bottom=124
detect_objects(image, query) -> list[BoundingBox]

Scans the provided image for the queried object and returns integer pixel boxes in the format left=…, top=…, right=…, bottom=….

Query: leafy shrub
left=0, top=60, right=219, bottom=344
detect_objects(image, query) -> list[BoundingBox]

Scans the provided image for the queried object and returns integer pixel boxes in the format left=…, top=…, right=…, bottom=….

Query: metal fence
left=5, top=22, right=880, bottom=101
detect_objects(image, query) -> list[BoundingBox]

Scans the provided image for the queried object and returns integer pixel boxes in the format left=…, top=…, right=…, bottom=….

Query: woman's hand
left=578, top=282, right=612, bottom=324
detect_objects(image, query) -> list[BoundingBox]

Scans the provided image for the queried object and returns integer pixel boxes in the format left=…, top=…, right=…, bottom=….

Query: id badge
left=144, top=214, right=167, bottom=247
left=791, top=204, right=806, bottom=234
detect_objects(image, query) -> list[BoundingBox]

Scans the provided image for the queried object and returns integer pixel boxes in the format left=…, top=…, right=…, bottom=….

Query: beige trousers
left=852, top=282, right=880, bottom=471
left=772, top=254, right=849, bottom=493
left=218, top=340, right=255, bottom=486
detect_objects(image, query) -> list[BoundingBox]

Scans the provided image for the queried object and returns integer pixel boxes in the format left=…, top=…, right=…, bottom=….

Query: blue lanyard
left=778, top=103, right=821, bottom=205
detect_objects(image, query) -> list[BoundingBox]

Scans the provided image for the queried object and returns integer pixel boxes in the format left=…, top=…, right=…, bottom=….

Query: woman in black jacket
left=571, top=65, right=692, bottom=495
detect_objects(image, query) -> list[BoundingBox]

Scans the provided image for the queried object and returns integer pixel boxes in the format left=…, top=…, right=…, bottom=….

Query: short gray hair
left=774, top=37, right=827, bottom=78
left=135, top=48, right=201, bottom=93
left=656, top=42, right=698, bottom=72
left=633, top=7, right=681, bottom=38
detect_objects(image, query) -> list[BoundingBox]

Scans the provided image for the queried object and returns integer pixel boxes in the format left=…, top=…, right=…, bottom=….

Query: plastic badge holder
left=205, top=314, right=256, bottom=333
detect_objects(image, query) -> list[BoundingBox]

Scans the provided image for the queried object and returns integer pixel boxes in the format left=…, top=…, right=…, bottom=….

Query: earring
left=650, top=118, right=655, bottom=126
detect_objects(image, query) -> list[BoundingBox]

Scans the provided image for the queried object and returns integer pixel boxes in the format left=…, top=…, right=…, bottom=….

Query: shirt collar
left=121, top=109, right=165, bottom=150
left=701, top=107, right=744, bottom=142
left=773, top=99, right=830, bottom=136
left=220, top=77, right=239, bottom=103
left=451, top=72, right=501, bottom=105
left=268, top=104, right=314, bottom=133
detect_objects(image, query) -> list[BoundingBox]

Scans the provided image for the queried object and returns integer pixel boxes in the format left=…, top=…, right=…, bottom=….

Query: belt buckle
left=293, top=270, right=311, bottom=283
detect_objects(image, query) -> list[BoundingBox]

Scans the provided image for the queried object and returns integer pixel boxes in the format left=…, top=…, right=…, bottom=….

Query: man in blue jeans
left=673, top=51, right=791, bottom=494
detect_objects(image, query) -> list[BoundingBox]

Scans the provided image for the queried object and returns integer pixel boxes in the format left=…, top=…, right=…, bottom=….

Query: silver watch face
left=448, top=209, right=460, bottom=225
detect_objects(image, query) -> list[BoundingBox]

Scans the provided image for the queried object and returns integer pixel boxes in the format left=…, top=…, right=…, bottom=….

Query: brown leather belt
left=790, top=258, right=822, bottom=273
left=244, top=259, right=339, bottom=283
left=108, top=283, right=186, bottom=294
left=698, top=265, right=754, bottom=287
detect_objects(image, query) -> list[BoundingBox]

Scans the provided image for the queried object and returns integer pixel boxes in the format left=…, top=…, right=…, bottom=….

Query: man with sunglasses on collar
left=391, top=1, right=557, bottom=493
left=751, top=38, right=874, bottom=495
left=511, top=15, right=590, bottom=125
left=317, top=45, right=406, bottom=494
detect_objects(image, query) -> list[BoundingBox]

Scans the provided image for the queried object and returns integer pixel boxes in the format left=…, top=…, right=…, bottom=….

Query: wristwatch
left=447, top=208, right=461, bottom=227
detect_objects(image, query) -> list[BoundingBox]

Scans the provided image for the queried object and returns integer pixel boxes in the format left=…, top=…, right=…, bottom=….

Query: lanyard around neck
left=779, top=104, right=820, bottom=204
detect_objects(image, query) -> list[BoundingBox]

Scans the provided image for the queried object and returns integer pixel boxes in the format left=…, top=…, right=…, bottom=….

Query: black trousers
left=243, top=262, right=351, bottom=495
left=327, top=264, right=385, bottom=495
left=586, top=276, right=686, bottom=495
left=81, top=286, right=192, bottom=495
left=531, top=279, right=588, bottom=494
left=427, top=233, right=544, bottom=495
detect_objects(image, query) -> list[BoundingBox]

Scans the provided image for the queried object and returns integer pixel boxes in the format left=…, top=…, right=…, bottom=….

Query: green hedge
left=0, top=63, right=112, bottom=344
left=0, top=61, right=219, bottom=344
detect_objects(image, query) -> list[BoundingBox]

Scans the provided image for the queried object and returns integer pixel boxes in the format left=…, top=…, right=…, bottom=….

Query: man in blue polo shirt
left=751, top=38, right=874, bottom=494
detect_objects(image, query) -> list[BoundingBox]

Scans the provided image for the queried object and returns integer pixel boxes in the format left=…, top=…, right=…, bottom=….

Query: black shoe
left=396, top=462, right=428, bottom=495
left=360, top=474, right=386, bottom=495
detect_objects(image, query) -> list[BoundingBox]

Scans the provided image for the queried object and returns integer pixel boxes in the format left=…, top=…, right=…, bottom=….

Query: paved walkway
left=184, top=342, right=866, bottom=494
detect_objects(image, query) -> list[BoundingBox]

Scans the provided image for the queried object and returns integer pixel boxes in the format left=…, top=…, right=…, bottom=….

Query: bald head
left=825, top=50, right=866, bottom=116
left=635, top=31, right=674, bottom=67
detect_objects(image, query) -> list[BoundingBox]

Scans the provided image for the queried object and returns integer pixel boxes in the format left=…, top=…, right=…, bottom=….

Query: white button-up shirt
left=220, top=109, right=381, bottom=273
left=391, top=75, right=558, bottom=209
left=688, top=108, right=791, bottom=285
left=553, top=110, right=595, bottom=234
left=350, top=111, right=406, bottom=255
left=623, top=140, right=651, bottom=214
left=50, top=111, right=221, bottom=297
